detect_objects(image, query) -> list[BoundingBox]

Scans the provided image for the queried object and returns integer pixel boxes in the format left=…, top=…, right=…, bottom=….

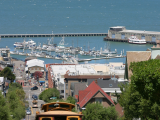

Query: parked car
left=31, top=86, right=38, bottom=90
left=33, top=95, right=38, bottom=100
left=26, top=110, right=31, bottom=115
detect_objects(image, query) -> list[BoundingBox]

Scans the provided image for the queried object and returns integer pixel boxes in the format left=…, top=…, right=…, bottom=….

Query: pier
left=0, top=33, right=107, bottom=38
left=107, top=26, right=160, bottom=44
left=103, top=37, right=156, bottom=44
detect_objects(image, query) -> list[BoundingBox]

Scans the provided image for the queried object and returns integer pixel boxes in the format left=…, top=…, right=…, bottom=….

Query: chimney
left=156, top=40, right=160, bottom=48
left=95, top=79, right=98, bottom=84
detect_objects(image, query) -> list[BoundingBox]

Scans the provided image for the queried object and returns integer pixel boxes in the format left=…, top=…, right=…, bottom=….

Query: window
left=68, top=118, right=78, bottom=120
left=97, top=71, right=102, bottom=73
left=66, top=84, right=68, bottom=89
left=67, top=116, right=79, bottom=120
left=82, top=79, right=87, bottom=82
left=95, top=98, right=102, bottom=104
left=39, top=68, right=41, bottom=70
left=61, top=90, right=64, bottom=93
left=40, top=117, right=53, bottom=120
left=109, top=84, right=113, bottom=87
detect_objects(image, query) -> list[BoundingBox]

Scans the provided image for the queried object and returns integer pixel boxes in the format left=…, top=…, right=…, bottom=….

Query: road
left=23, top=84, right=45, bottom=120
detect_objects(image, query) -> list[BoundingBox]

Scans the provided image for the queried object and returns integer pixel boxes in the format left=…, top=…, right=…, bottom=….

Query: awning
left=39, top=81, right=45, bottom=83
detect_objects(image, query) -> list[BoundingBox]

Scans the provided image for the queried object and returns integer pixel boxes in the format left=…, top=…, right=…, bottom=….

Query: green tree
left=82, top=102, right=118, bottom=120
left=39, top=88, right=60, bottom=102
left=0, top=67, right=15, bottom=83
left=7, top=90, right=26, bottom=120
left=6, top=83, right=27, bottom=120
left=0, top=91, right=11, bottom=120
left=119, top=59, right=160, bottom=119
left=67, top=96, right=76, bottom=104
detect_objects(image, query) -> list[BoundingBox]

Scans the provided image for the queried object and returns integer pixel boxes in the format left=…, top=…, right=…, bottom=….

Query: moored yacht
left=128, top=36, right=146, bottom=44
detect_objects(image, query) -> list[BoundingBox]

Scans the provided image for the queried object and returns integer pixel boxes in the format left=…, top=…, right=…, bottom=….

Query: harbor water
left=0, top=0, right=157, bottom=64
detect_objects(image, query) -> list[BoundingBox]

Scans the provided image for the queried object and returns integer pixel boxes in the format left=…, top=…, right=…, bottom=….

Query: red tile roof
left=0, top=66, right=3, bottom=71
left=79, top=90, right=90, bottom=103
left=115, top=103, right=124, bottom=117
left=75, top=95, right=78, bottom=99
left=78, top=81, right=115, bottom=108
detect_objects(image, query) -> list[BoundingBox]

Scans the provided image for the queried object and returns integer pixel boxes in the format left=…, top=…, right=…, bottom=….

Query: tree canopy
left=82, top=102, right=118, bottom=120
left=0, top=67, right=15, bottom=83
left=66, top=96, right=76, bottom=104
left=7, top=83, right=27, bottom=120
left=119, top=59, right=160, bottom=119
left=39, top=88, right=60, bottom=102
left=0, top=91, right=11, bottom=120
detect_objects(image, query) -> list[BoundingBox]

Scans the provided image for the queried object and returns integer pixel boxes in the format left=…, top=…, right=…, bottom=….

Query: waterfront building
left=108, top=26, right=160, bottom=43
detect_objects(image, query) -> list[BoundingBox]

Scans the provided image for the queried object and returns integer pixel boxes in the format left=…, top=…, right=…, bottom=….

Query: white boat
left=13, top=42, right=24, bottom=49
left=128, top=36, right=146, bottom=44
left=47, top=46, right=55, bottom=51
left=36, top=43, right=42, bottom=50
left=14, top=39, right=36, bottom=49
left=10, top=50, right=19, bottom=55
left=57, top=37, right=68, bottom=49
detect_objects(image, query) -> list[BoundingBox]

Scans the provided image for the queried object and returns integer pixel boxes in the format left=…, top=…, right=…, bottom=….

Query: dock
left=103, top=37, right=156, bottom=44
left=0, top=33, right=107, bottom=38
left=78, top=55, right=126, bottom=62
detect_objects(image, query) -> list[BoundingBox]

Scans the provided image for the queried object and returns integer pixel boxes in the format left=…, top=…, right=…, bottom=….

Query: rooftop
left=120, top=29, right=160, bottom=35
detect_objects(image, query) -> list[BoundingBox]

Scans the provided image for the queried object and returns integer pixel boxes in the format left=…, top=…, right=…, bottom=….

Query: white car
left=26, top=110, right=31, bottom=115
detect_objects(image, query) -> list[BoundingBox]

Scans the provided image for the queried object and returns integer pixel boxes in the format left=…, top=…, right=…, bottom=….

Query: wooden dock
left=0, top=33, right=107, bottom=38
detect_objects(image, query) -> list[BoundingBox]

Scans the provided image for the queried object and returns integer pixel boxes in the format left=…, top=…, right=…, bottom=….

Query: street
left=23, top=84, right=45, bottom=120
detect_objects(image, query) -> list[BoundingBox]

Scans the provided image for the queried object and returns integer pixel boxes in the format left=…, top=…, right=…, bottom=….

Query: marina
left=9, top=36, right=126, bottom=63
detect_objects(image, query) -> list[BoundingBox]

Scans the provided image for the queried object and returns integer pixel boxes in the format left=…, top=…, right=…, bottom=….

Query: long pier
left=0, top=33, right=107, bottom=38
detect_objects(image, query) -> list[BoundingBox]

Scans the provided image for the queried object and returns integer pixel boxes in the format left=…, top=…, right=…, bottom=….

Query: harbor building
left=107, top=26, right=160, bottom=43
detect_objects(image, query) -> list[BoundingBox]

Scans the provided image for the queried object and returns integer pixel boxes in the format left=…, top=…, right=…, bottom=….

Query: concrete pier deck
left=0, top=33, right=107, bottom=38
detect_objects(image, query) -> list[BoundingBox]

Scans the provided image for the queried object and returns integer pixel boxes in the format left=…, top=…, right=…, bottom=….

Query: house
left=87, top=78, right=127, bottom=102
left=76, top=80, right=115, bottom=111
left=64, top=74, right=119, bottom=99
left=0, top=77, right=10, bottom=96
left=0, top=77, right=5, bottom=94
left=0, top=66, right=3, bottom=72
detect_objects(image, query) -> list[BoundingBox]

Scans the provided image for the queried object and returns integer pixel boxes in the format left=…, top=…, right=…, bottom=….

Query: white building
left=25, top=59, right=45, bottom=78
left=49, top=63, right=125, bottom=94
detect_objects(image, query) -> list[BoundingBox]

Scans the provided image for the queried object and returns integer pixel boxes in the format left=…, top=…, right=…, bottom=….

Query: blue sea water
left=0, top=0, right=158, bottom=64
